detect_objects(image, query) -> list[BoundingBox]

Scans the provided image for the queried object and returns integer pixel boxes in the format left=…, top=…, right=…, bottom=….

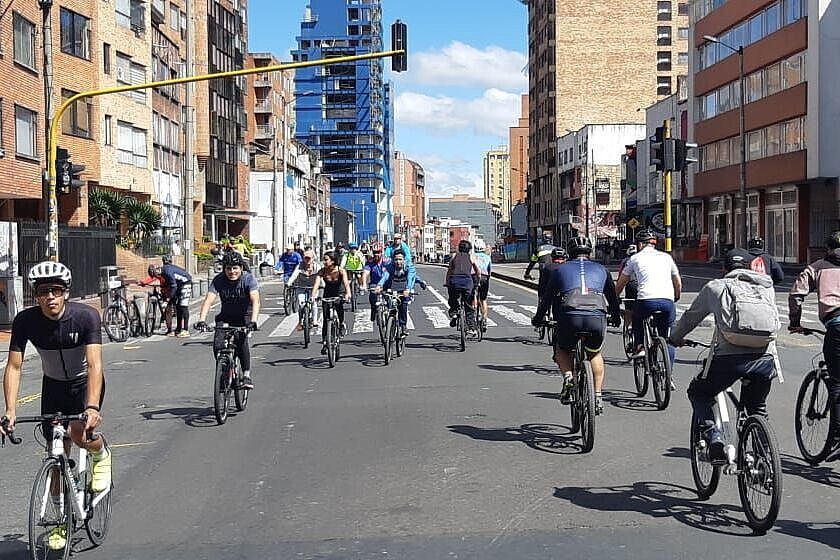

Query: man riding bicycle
left=196, top=252, right=261, bottom=390
left=524, top=231, right=555, bottom=299
left=532, top=236, right=620, bottom=415
left=748, top=236, right=784, bottom=285
left=472, top=239, right=493, bottom=330
left=374, top=250, right=417, bottom=332
left=291, top=250, right=321, bottom=331
left=342, top=242, right=365, bottom=291
left=670, top=248, right=780, bottom=462
left=1, top=261, right=111, bottom=551
left=789, top=231, right=840, bottom=454
left=446, top=240, right=482, bottom=332
left=276, top=244, right=303, bottom=282
left=385, top=232, right=413, bottom=264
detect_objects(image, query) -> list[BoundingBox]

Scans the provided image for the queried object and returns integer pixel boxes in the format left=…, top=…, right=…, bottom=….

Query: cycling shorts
left=475, top=276, right=490, bottom=301
left=553, top=313, right=606, bottom=353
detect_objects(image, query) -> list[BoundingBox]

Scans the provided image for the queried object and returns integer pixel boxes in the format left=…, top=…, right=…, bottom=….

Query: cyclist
left=617, top=245, right=638, bottom=330
left=140, top=264, right=174, bottom=336
left=748, top=236, right=784, bottom=285
left=385, top=232, right=413, bottom=264
left=1, top=262, right=111, bottom=542
left=472, top=239, right=493, bottom=329
left=670, top=248, right=779, bottom=462
left=291, top=250, right=321, bottom=331
left=276, top=244, right=302, bottom=282
left=615, top=228, right=682, bottom=368
left=374, top=250, right=417, bottom=333
left=311, top=251, right=352, bottom=354
left=334, top=242, right=346, bottom=270
left=532, top=237, right=621, bottom=415
left=362, top=244, right=391, bottom=322
left=446, top=239, right=482, bottom=332
left=161, top=255, right=193, bottom=338
left=342, top=242, right=365, bottom=296
left=524, top=231, right=555, bottom=298
left=789, top=231, right=840, bottom=454
left=195, top=252, right=261, bottom=390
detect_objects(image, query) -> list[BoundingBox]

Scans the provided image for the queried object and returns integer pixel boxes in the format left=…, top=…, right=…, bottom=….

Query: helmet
left=473, top=239, right=486, bottom=252
left=826, top=231, right=840, bottom=250
left=748, top=236, right=764, bottom=250
left=724, top=248, right=754, bottom=271
left=147, top=264, right=157, bottom=277
left=458, top=239, right=472, bottom=253
left=371, top=242, right=383, bottom=253
left=162, top=255, right=173, bottom=265
left=221, top=252, right=246, bottom=268
left=566, top=236, right=593, bottom=257
left=626, top=245, right=638, bottom=256
left=551, top=246, right=568, bottom=260
left=349, top=242, right=358, bottom=250
left=635, top=228, right=657, bottom=243
left=28, top=261, right=72, bottom=288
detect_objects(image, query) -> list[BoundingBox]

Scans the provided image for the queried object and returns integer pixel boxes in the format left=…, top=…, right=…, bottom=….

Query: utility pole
left=281, top=82, right=289, bottom=249
left=39, top=0, right=54, bottom=224
left=182, top=0, right=195, bottom=272
left=663, top=118, right=672, bottom=253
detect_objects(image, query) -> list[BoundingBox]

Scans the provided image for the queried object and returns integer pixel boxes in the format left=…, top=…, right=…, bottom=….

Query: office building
left=484, top=146, right=511, bottom=225
left=508, top=95, right=529, bottom=206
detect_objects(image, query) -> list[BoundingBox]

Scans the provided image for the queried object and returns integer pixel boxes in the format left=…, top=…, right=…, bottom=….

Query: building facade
left=392, top=151, right=425, bottom=234
left=508, top=94, right=529, bottom=207
left=524, top=0, right=689, bottom=241
left=428, top=194, right=497, bottom=246
left=292, top=0, right=393, bottom=243
left=483, top=145, right=510, bottom=223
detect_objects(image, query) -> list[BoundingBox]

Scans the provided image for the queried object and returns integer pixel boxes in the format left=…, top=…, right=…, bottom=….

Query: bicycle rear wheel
left=476, top=313, right=485, bottom=342
left=233, top=357, right=249, bottom=412
left=689, top=413, right=721, bottom=500
left=395, top=320, right=406, bottom=357
left=350, top=278, right=358, bottom=312
left=794, top=369, right=834, bottom=465
left=578, top=361, right=596, bottom=453
left=650, top=338, right=672, bottom=410
left=622, top=323, right=634, bottom=360
left=327, top=319, right=338, bottom=368
left=127, top=302, right=143, bottom=338
left=283, top=286, right=292, bottom=315
left=302, top=305, right=311, bottom=349
left=29, top=458, right=73, bottom=560
left=377, top=306, right=387, bottom=345
left=103, top=305, right=129, bottom=343
left=144, top=300, right=157, bottom=337
left=633, top=357, right=648, bottom=397
left=384, top=315, right=395, bottom=364
left=458, top=307, right=466, bottom=352
left=213, top=356, right=232, bottom=424
left=737, top=415, right=782, bottom=535
left=84, top=443, right=112, bottom=546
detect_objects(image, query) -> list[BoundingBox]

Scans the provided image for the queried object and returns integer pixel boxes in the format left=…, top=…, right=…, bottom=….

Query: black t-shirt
left=210, top=271, right=259, bottom=321
left=9, top=302, right=102, bottom=381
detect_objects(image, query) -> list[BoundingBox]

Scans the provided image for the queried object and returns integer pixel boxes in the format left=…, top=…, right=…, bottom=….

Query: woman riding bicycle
left=311, top=251, right=351, bottom=355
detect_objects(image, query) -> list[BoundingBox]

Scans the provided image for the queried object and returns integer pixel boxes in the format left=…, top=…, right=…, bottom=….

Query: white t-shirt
left=621, top=246, right=680, bottom=301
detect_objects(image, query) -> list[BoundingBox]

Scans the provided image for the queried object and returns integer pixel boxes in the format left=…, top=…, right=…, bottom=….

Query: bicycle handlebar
left=1, top=413, right=96, bottom=446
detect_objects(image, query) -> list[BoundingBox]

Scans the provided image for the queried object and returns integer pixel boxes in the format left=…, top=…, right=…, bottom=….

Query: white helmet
left=473, top=239, right=486, bottom=252
left=28, top=261, right=72, bottom=288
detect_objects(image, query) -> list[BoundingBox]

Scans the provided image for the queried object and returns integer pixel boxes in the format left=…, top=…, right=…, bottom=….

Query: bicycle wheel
left=283, top=286, right=291, bottom=315
left=622, top=323, right=634, bottom=360
left=737, top=415, right=782, bottom=535
left=578, top=361, right=596, bottom=453
left=302, top=305, right=311, bottom=349
left=29, top=458, right=73, bottom=560
left=384, top=315, right=395, bottom=365
left=326, top=318, right=338, bottom=368
left=103, top=305, right=129, bottom=343
left=476, top=313, right=485, bottom=343
left=546, top=322, right=554, bottom=346
left=233, top=357, right=249, bottom=412
left=650, top=338, right=672, bottom=410
left=377, top=307, right=387, bottom=345
left=291, top=289, right=299, bottom=314
left=84, top=444, right=112, bottom=546
left=350, top=279, right=358, bottom=312
left=794, top=369, right=834, bottom=465
left=395, top=320, right=406, bottom=357
left=633, top=357, right=649, bottom=398
left=213, top=356, right=232, bottom=425
left=689, top=413, right=721, bottom=500
left=458, top=307, right=466, bottom=352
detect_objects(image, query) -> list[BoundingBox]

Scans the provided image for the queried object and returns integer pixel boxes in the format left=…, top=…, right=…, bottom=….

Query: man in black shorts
left=1, top=262, right=111, bottom=547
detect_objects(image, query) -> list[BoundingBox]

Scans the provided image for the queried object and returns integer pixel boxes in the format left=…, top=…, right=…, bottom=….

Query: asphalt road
left=0, top=266, right=837, bottom=559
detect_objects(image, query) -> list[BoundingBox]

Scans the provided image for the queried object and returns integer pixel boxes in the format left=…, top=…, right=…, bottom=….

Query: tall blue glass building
left=292, top=0, right=394, bottom=243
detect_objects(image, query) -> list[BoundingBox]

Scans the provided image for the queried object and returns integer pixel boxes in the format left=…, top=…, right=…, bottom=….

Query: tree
left=88, top=188, right=126, bottom=227
left=124, top=198, right=162, bottom=242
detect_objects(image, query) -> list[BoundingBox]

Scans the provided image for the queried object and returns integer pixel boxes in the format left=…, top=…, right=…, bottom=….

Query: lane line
left=492, top=305, right=532, bottom=326
left=426, top=285, right=450, bottom=306
left=407, top=314, right=415, bottom=331
left=269, top=315, right=299, bottom=338
left=519, top=305, right=537, bottom=314
left=18, top=393, right=41, bottom=405
left=423, top=306, right=451, bottom=329
left=353, top=312, right=373, bottom=333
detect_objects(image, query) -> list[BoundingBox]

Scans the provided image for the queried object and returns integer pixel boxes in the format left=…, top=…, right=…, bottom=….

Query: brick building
left=508, top=94, right=528, bottom=207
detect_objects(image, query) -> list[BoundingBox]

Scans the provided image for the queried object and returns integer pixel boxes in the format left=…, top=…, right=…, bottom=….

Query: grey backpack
left=718, top=277, right=779, bottom=347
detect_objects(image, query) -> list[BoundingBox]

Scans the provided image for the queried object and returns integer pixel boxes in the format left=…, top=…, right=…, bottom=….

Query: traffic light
left=391, top=20, right=407, bottom=72
left=56, top=147, right=86, bottom=194
left=673, top=139, right=699, bottom=172
left=649, top=126, right=665, bottom=171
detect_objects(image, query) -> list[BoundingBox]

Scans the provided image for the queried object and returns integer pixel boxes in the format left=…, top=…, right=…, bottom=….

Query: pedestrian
left=294, top=241, right=304, bottom=258
left=171, top=239, right=182, bottom=256
left=161, top=255, right=193, bottom=337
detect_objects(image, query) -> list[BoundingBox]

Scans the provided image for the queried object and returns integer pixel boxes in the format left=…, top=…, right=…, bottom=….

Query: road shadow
left=602, top=389, right=659, bottom=412
left=780, top=453, right=840, bottom=488
left=0, top=534, right=26, bottom=560
left=553, top=481, right=754, bottom=536
left=603, top=357, right=632, bottom=367
left=264, top=357, right=333, bottom=370
left=775, top=520, right=840, bottom=550
left=178, top=340, right=213, bottom=347
left=252, top=341, right=306, bottom=351
left=482, top=335, right=543, bottom=346
left=530, top=391, right=562, bottom=401
left=140, top=406, right=220, bottom=428
left=478, top=363, right=559, bottom=377
left=415, top=335, right=463, bottom=353
left=448, top=423, right=584, bottom=455
left=663, top=446, right=691, bottom=459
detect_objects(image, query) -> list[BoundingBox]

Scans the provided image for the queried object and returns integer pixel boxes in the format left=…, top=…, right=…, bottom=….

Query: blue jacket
left=162, top=263, right=192, bottom=288
left=276, top=251, right=302, bottom=276
left=377, top=262, right=416, bottom=292
left=384, top=241, right=412, bottom=264
left=364, top=257, right=391, bottom=286
left=536, top=257, right=620, bottom=318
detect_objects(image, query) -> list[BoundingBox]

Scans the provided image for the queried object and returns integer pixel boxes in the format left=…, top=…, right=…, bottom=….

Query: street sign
left=627, top=218, right=640, bottom=229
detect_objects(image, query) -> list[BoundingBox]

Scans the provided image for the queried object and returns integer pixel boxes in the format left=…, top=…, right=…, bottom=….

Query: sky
left=247, top=0, right=528, bottom=198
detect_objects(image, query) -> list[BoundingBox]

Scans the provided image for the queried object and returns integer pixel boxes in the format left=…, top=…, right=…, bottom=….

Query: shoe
left=47, top=525, right=67, bottom=551
left=703, top=427, right=726, bottom=464
left=241, top=375, right=254, bottom=390
left=449, top=317, right=458, bottom=328
left=91, top=448, right=112, bottom=492
left=320, top=345, right=328, bottom=355
left=166, top=331, right=176, bottom=337
left=312, top=322, right=320, bottom=328
left=177, top=331, right=190, bottom=338
left=340, top=323, right=348, bottom=337
left=560, top=375, right=574, bottom=405
left=594, top=396, right=604, bottom=416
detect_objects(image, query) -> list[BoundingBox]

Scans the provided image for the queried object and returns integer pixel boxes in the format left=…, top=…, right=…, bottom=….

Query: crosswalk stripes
left=492, top=305, right=532, bottom=327
left=423, top=306, right=451, bottom=329
left=519, top=305, right=537, bottom=314
left=269, top=315, right=299, bottom=338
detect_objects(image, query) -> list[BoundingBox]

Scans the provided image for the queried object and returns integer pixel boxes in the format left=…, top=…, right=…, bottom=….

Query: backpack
left=718, top=277, right=779, bottom=347
left=750, top=255, right=767, bottom=275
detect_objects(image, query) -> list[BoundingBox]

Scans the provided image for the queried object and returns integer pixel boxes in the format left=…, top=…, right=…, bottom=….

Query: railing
left=254, top=99, right=272, bottom=112
left=255, top=125, right=275, bottom=138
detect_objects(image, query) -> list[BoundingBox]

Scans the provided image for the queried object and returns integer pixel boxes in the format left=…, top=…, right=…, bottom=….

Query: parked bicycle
left=630, top=310, right=673, bottom=410
left=319, top=297, right=345, bottom=368
left=380, top=290, right=413, bottom=365
left=194, top=323, right=252, bottom=425
left=792, top=328, right=839, bottom=465
left=144, top=285, right=170, bottom=337
left=102, top=285, right=143, bottom=342
left=683, top=339, right=782, bottom=535
left=1, top=413, right=112, bottom=559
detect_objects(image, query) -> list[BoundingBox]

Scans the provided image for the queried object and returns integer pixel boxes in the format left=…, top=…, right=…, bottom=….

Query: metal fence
left=19, top=222, right=117, bottom=305
left=131, top=234, right=176, bottom=258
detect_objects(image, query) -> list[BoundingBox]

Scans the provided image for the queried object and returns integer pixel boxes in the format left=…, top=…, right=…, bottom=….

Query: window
left=731, top=137, right=742, bottom=163
left=657, top=51, right=672, bottom=71
left=678, top=27, right=689, bottom=39
left=678, top=2, right=688, bottom=15
left=677, top=52, right=688, bottom=65
left=766, top=2, right=781, bottom=34
left=117, top=0, right=145, bottom=31
left=701, top=143, right=716, bottom=170
left=747, top=71, right=763, bottom=103
left=658, top=1, right=672, bottom=21
left=765, top=123, right=781, bottom=156
left=13, top=13, right=36, bottom=69
left=170, top=4, right=179, bottom=30
left=0, top=100, right=4, bottom=151
left=782, top=118, right=802, bottom=152
left=60, top=8, right=91, bottom=60
left=748, top=12, right=764, bottom=44
left=657, top=76, right=672, bottom=95
left=657, top=26, right=672, bottom=46
left=14, top=105, right=37, bottom=158
left=784, top=0, right=801, bottom=25
left=116, top=0, right=131, bottom=27
left=747, top=130, right=764, bottom=161
left=717, top=138, right=731, bottom=167
left=704, top=91, right=717, bottom=119
left=104, top=115, right=113, bottom=145
left=103, top=43, right=111, bottom=74
left=116, top=53, right=147, bottom=103
left=781, top=54, right=803, bottom=88
left=61, top=90, right=92, bottom=138
left=117, top=121, right=148, bottom=167
left=116, top=53, right=130, bottom=85
left=765, top=62, right=782, bottom=96
left=717, top=84, right=731, bottom=113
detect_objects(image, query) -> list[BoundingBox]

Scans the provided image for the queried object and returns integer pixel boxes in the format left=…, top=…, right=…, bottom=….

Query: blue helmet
left=349, top=242, right=359, bottom=250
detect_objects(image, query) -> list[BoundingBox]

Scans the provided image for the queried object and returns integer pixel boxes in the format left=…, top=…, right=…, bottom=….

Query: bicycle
left=319, top=297, right=345, bottom=368
left=1, top=413, right=112, bottom=559
left=380, top=290, right=413, bottom=365
left=683, top=339, right=782, bottom=534
left=102, top=286, right=143, bottom=342
left=194, top=323, right=252, bottom=425
left=347, top=270, right=363, bottom=312
left=629, top=311, right=672, bottom=410
left=621, top=299, right=635, bottom=360
left=282, top=280, right=299, bottom=316
left=373, top=292, right=389, bottom=346
left=298, top=294, right=314, bottom=349
left=143, top=285, right=170, bottom=337
left=535, top=307, right=553, bottom=345
left=792, top=328, right=839, bottom=465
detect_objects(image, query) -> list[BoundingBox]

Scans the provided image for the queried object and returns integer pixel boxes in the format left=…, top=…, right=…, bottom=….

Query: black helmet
left=635, top=228, right=657, bottom=243
left=748, top=236, right=764, bottom=250
left=566, top=236, right=592, bottom=257
left=826, top=231, right=840, bottom=250
left=161, top=255, right=173, bottom=265
left=458, top=239, right=472, bottom=253
left=724, top=248, right=754, bottom=271
left=551, top=246, right=568, bottom=260
left=222, top=251, right=246, bottom=268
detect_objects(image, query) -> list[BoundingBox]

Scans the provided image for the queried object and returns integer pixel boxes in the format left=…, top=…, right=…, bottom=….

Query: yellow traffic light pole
left=45, top=49, right=405, bottom=261
left=663, top=118, right=672, bottom=253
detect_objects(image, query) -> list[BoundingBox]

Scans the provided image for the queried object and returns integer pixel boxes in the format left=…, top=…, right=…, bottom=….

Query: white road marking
left=492, top=305, right=532, bottom=326
left=269, top=315, right=299, bottom=338
left=519, top=305, right=537, bottom=314
left=257, top=313, right=269, bottom=328
left=488, top=294, right=504, bottom=300
left=423, top=306, right=451, bottom=329
left=353, top=312, right=373, bottom=333
left=426, top=285, right=450, bottom=306
left=407, top=314, right=415, bottom=331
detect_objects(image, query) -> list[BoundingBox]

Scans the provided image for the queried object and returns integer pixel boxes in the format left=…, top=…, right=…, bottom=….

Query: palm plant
left=124, top=199, right=162, bottom=241
left=88, top=188, right=126, bottom=227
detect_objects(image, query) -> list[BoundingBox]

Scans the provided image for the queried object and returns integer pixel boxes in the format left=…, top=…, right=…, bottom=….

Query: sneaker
left=703, top=427, right=726, bottom=464
left=825, top=433, right=840, bottom=462
left=177, top=331, right=190, bottom=338
left=449, top=317, right=458, bottom=328
left=340, top=323, right=348, bottom=337
left=166, top=331, right=176, bottom=337
left=594, top=396, right=604, bottom=416
left=560, top=375, right=574, bottom=404
left=47, top=525, right=68, bottom=551
left=241, top=375, right=254, bottom=390
left=91, top=448, right=112, bottom=492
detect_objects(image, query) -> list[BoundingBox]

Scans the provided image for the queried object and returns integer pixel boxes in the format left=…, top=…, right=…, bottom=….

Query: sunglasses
left=36, top=286, right=66, bottom=297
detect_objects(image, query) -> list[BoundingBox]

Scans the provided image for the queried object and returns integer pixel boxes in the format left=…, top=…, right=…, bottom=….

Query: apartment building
left=428, top=194, right=497, bottom=246
left=524, top=0, right=689, bottom=240
left=392, top=151, right=425, bottom=242
left=688, top=0, right=837, bottom=263
left=483, top=145, right=510, bottom=223
left=508, top=94, right=529, bottom=206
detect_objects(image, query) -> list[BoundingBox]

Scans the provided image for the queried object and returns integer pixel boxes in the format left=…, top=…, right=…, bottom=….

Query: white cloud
left=407, top=41, right=527, bottom=91
left=402, top=153, right=482, bottom=198
left=395, top=89, right=520, bottom=137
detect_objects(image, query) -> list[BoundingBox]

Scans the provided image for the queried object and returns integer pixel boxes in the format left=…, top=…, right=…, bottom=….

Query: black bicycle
left=298, top=293, right=314, bottom=349
left=195, top=323, right=252, bottom=425
left=320, top=297, right=345, bottom=368
left=102, top=286, right=143, bottom=342
left=283, top=280, right=299, bottom=316
left=536, top=307, right=553, bottom=345
left=144, top=285, right=170, bottom=337
left=630, top=311, right=673, bottom=410
left=792, top=328, right=839, bottom=465
left=347, top=270, right=363, bottom=312
left=380, top=290, right=413, bottom=365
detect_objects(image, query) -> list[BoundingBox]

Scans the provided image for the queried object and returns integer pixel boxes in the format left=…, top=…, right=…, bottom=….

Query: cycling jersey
left=9, top=302, right=102, bottom=381
left=343, top=251, right=365, bottom=271
left=384, top=241, right=413, bottom=264
left=620, top=246, right=679, bottom=301
left=536, top=258, right=620, bottom=319
left=790, top=253, right=840, bottom=325
left=210, top=271, right=259, bottom=323
left=474, top=252, right=492, bottom=277
left=278, top=251, right=303, bottom=278
left=364, top=257, right=390, bottom=285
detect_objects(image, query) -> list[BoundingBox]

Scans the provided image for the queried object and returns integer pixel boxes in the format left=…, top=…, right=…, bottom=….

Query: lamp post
left=704, top=35, right=747, bottom=248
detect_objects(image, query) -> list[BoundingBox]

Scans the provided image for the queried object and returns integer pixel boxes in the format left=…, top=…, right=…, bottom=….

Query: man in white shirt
left=171, top=239, right=182, bottom=256
left=615, top=228, right=682, bottom=363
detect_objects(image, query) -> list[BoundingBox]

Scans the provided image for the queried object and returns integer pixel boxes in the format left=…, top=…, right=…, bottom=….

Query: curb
left=420, top=263, right=537, bottom=291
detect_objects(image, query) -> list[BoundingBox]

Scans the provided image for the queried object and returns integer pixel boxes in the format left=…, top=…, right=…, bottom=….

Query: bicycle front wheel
left=578, top=361, right=596, bottom=453
left=622, top=323, right=634, bottom=360
left=377, top=308, right=387, bottom=345
left=84, top=443, right=112, bottom=546
left=283, top=287, right=292, bottom=315
left=29, top=458, right=73, bottom=560
left=650, top=338, right=672, bottom=410
left=794, top=369, right=834, bottom=465
left=395, top=320, right=406, bottom=357
left=737, top=415, right=782, bottom=535
left=302, top=306, right=311, bottom=349
left=458, top=308, right=466, bottom=352
left=326, top=319, right=338, bottom=368
left=103, top=305, right=129, bottom=343
left=233, top=358, right=249, bottom=412
left=689, top=413, right=720, bottom=500
left=350, top=279, right=358, bottom=312
left=213, top=356, right=232, bottom=424
left=384, top=315, right=395, bottom=365
left=144, top=300, right=157, bottom=337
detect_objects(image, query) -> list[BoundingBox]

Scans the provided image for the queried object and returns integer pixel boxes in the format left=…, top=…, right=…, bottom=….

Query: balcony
left=254, top=73, right=272, bottom=87
left=253, top=99, right=272, bottom=113
left=255, top=125, right=275, bottom=139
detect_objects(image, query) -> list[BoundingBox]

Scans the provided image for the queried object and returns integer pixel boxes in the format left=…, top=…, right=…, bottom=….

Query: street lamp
left=704, top=34, right=747, bottom=248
